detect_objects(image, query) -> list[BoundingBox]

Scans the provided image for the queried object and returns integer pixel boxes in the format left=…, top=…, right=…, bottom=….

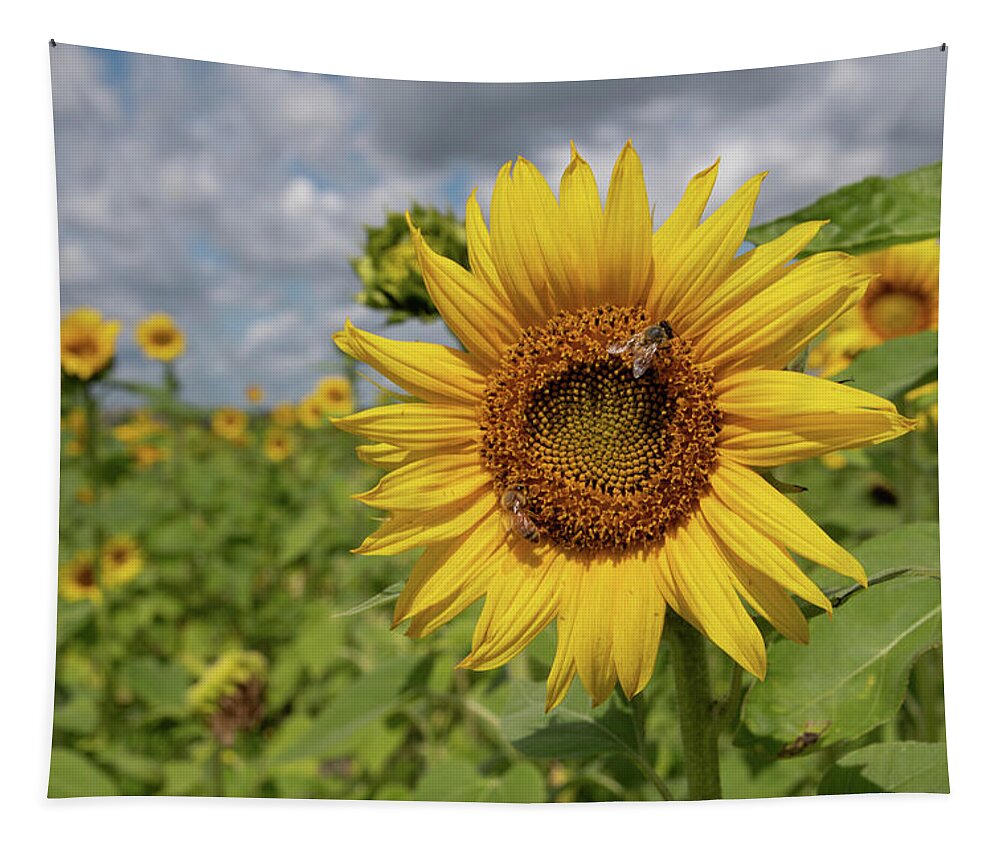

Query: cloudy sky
left=50, top=44, right=946, bottom=408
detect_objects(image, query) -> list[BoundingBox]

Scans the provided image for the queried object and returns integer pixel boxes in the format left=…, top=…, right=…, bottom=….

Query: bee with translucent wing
left=500, top=485, right=542, bottom=544
left=608, top=321, right=674, bottom=378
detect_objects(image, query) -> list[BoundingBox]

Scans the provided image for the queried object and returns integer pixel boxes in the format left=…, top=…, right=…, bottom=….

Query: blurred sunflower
left=298, top=393, right=326, bottom=429
left=809, top=239, right=939, bottom=376
left=101, top=534, right=144, bottom=588
left=63, top=408, right=88, bottom=435
left=271, top=402, right=299, bottom=428
left=135, top=313, right=186, bottom=362
left=113, top=410, right=166, bottom=444
left=335, top=142, right=915, bottom=710
left=59, top=551, right=101, bottom=603
left=316, top=376, right=354, bottom=416
left=263, top=428, right=295, bottom=462
left=61, top=307, right=120, bottom=380
left=212, top=407, right=248, bottom=442
left=132, top=443, right=169, bottom=469
left=246, top=384, right=265, bottom=404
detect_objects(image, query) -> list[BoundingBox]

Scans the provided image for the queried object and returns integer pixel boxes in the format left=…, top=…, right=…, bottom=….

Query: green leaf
left=48, top=748, right=118, bottom=798
left=818, top=742, right=949, bottom=794
left=831, top=331, right=937, bottom=400
left=56, top=600, right=93, bottom=648
left=746, top=162, right=940, bottom=257
left=738, top=576, right=942, bottom=755
left=503, top=681, right=637, bottom=761
left=121, top=656, right=192, bottom=716
left=267, top=654, right=428, bottom=765
left=331, top=581, right=405, bottom=618
left=53, top=693, right=101, bottom=735
left=278, top=504, right=328, bottom=566
left=412, top=758, right=547, bottom=803
left=825, top=522, right=940, bottom=608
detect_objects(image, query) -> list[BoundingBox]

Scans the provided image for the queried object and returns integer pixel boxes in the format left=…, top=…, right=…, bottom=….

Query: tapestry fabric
left=49, top=43, right=947, bottom=801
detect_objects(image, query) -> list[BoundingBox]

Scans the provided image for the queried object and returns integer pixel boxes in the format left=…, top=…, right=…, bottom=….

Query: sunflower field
left=51, top=159, right=944, bottom=802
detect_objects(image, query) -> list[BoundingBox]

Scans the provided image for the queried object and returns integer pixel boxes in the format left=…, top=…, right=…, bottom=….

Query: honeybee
left=608, top=321, right=674, bottom=378
left=500, top=485, right=541, bottom=544
left=777, top=720, right=831, bottom=758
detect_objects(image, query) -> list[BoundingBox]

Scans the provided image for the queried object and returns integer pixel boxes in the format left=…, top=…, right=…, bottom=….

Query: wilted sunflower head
left=136, top=313, right=186, bottom=362
left=101, top=534, right=143, bottom=588
left=334, top=142, right=914, bottom=710
left=59, top=551, right=101, bottom=603
left=61, top=308, right=120, bottom=380
left=263, top=428, right=295, bottom=462
left=211, top=407, right=248, bottom=442
left=187, top=650, right=268, bottom=746
left=315, top=376, right=354, bottom=416
left=810, top=239, right=939, bottom=376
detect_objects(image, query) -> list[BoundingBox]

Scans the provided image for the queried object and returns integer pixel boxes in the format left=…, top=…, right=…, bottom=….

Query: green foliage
left=351, top=204, right=466, bottom=323
left=832, top=331, right=937, bottom=401
left=49, top=749, right=118, bottom=798
left=746, top=162, right=941, bottom=256
left=818, top=742, right=949, bottom=794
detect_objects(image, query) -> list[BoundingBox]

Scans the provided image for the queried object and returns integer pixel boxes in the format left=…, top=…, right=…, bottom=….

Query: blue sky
left=51, top=44, right=946, bottom=408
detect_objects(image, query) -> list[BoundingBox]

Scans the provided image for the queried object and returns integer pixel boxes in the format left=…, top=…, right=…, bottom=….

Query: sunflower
left=132, top=443, right=169, bottom=468
left=135, top=313, right=186, bottom=362
left=334, top=142, right=914, bottom=710
left=101, top=534, right=144, bottom=588
left=58, top=551, right=101, bottom=603
left=61, top=308, right=120, bottom=380
left=809, top=239, right=939, bottom=376
left=271, top=402, right=299, bottom=428
left=113, top=410, right=166, bottom=444
left=212, top=407, right=248, bottom=442
left=298, top=393, right=326, bottom=429
left=246, top=384, right=265, bottom=404
left=315, top=376, right=354, bottom=416
left=263, top=428, right=295, bottom=462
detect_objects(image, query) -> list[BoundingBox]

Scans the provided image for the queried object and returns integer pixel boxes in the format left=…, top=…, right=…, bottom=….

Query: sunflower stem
left=666, top=611, right=722, bottom=800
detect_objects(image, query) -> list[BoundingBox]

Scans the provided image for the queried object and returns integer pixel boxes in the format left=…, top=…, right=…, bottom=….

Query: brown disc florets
left=480, top=305, right=721, bottom=552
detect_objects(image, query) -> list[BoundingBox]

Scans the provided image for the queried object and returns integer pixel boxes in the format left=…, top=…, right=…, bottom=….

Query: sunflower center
left=76, top=565, right=96, bottom=587
left=150, top=329, right=176, bottom=346
left=66, top=337, right=99, bottom=357
left=862, top=284, right=930, bottom=339
left=480, top=305, right=721, bottom=552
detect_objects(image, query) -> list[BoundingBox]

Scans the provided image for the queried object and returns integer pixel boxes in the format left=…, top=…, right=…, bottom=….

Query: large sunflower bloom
left=809, top=239, right=939, bottom=376
left=61, top=308, right=120, bottom=380
left=334, top=142, right=914, bottom=710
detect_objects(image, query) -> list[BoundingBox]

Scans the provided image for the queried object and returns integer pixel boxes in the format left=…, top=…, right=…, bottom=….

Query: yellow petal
left=648, top=171, right=765, bottom=325
left=407, top=215, right=510, bottom=365
left=459, top=549, right=561, bottom=670
left=354, top=443, right=412, bottom=469
left=353, top=486, right=495, bottom=556
left=356, top=452, right=491, bottom=510
left=716, top=370, right=916, bottom=466
left=569, top=556, right=618, bottom=706
left=663, top=518, right=767, bottom=679
left=333, top=320, right=485, bottom=406
left=695, top=252, right=872, bottom=375
left=680, top=219, right=827, bottom=338
left=698, top=495, right=831, bottom=613
left=652, top=158, right=719, bottom=258
left=559, top=141, right=602, bottom=307
left=599, top=141, right=653, bottom=307
left=711, top=458, right=867, bottom=585
left=611, top=555, right=666, bottom=699
left=465, top=189, right=524, bottom=341
left=545, top=561, right=584, bottom=712
left=489, top=161, right=558, bottom=327
left=333, top=403, right=479, bottom=451
left=726, top=553, right=810, bottom=645
left=394, top=509, right=507, bottom=625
